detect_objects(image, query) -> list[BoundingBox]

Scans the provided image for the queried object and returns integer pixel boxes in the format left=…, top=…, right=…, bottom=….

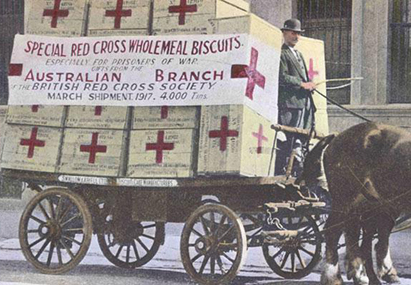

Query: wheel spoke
left=58, top=203, right=73, bottom=223
left=191, top=252, right=202, bottom=263
left=29, top=236, right=47, bottom=248
left=216, top=215, right=227, bottom=236
left=59, top=239, right=75, bottom=259
left=27, top=229, right=41, bottom=234
left=62, top=228, right=84, bottom=234
left=191, top=228, right=204, bottom=238
left=142, top=223, right=156, bottom=229
left=210, top=211, right=216, bottom=232
left=62, top=235, right=82, bottom=246
left=35, top=238, right=51, bottom=259
left=46, top=242, right=55, bottom=266
left=199, top=255, right=210, bottom=274
left=29, top=215, right=46, bottom=224
left=47, top=198, right=56, bottom=220
left=126, top=245, right=131, bottom=264
left=210, top=256, right=216, bottom=274
left=291, top=253, right=296, bottom=272
left=217, top=224, right=234, bottom=243
left=55, top=196, right=64, bottom=221
left=270, top=247, right=285, bottom=260
left=280, top=252, right=290, bottom=269
left=38, top=202, right=50, bottom=220
left=61, top=213, right=81, bottom=227
left=140, top=233, right=155, bottom=240
left=216, top=255, right=227, bottom=274
left=200, top=216, right=210, bottom=235
left=222, top=252, right=235, bottom=264
left=115, top=245, right=124, bottom=258
left=296, top=249, right=306, bottom=269
left=132, top=240, right=140, bottom=260
left=298, top=246, right=315, bottom=257
left=56, top=244, right=63, bottom=266
left=136, top=237, right=150, bottom=253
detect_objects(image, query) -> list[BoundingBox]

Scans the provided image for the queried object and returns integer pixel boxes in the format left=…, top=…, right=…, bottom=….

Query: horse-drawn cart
left=1, top=124, right=328, bottom=285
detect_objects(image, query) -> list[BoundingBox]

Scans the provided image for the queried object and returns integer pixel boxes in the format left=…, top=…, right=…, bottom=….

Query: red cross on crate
left=31, top=105, right=39, bottom=113
left=252, top=124, right=268, bottom=154
left=161, top=106, right=169, bottom=119
left=209, top=116, right=239, bottom=152
left=308, top=58, right=319, bottom=81
left=105, top=0, right=132, bottom=29
left=43, top=0, right=69, bottom=28
left=231, top=48, right=266, bottom=100
left=146, top=130, right=174, bottom=164
left=94, top=106, right=103, bottom=116
left=80, top=133, right=107, bottom=164
left=20, top=127, right=46, bottom=158
left=168, top=0, right=197, bottom=25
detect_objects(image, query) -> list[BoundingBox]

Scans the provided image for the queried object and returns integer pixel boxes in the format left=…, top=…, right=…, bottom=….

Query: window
left=391, top=0, right=411, bottom=103
left=298, top=0, right=352, bottom=104
left=0, top=0, right=24, bottom=105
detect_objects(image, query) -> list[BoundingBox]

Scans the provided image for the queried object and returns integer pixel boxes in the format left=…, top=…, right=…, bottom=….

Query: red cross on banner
left=80, top=133, right=107, bottom=164
left=168, top=0, right=197, bottom=25
left=161, top=106, right=169, bottom=119
left=8, top=64, right=23, bottom=76
left=209, top=116, right=239, bottom=152
left=308, top=58, right=319, bottom=81
left=146, top=131, right=174, bottom=164
left=105, top=0, right=132, bottom=29
left=20, top=127, right=46, bottom=158
left=31, top=105, right=39, bottom=113
left=231, top=48, right=266, bottom=100
left=94, top=106, right=103, bottom=116
left=43, top=0, right=69, bottom=28
left=252, top=124, right=268, bottom=154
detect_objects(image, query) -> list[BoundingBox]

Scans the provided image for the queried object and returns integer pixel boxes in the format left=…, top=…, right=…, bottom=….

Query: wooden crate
left=1, top=125, right=62, bottom=173
left=58, top=129, right=126, bottom=176
left=66, top=106, right=129, bottom=129
left=198, top=105, right=276, bottom=176
left=127, top=128, right=197, bottom=177
left=25, top=0, right=88, bottom=36
left=6, top=105, right=65, bottom=127
left=87, top=0, right=150, bottom=36
left=132, top=106, right=199, bottom=129
left=152, top=0, right=249, bottom=35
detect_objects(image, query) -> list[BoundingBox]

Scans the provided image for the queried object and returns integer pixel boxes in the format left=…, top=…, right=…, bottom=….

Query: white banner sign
left=9, top=34, right=279, bottom=121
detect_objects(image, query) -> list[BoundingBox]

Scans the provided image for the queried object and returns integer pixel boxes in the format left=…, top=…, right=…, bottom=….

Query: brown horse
left=300, top=122, right=411, bottom=284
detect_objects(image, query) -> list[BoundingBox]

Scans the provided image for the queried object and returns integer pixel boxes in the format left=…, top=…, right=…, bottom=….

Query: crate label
left=132, top=106, right=199, bottom=129
left=6, top=105, right=65, bottom=127
left=66, top=106, right=128, bottom=129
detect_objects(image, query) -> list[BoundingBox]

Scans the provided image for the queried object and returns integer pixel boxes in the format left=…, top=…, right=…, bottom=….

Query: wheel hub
left=194, top=236, right=215, bottom=255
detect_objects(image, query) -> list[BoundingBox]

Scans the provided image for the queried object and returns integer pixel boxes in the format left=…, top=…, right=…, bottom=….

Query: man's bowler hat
left=281, top=19, right=304, bottom=33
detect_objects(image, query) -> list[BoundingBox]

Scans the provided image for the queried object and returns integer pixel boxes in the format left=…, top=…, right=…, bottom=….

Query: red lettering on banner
left=308, top=58, right=319, bottom=81
left=209, top=116, right=239, bottom=152
left=105, top=0, right=132, bottom=29
left=8, top=64, right=23, bottom=76
left=20, top=127, right=46, bottom=158
left=31, top=105, right=39, bottom=113
left=168, top=0, right=197, bottom=25
left=161, top=106, right=169, bottom=119
left=146, top=131, right=174, bottom=164
left=80, top=133, right=107, bottom=164
left=231, top=48, right=266, bottom=100
left=252, top=124, right=268, bottom=154
left=43, top=0, right=69, bottom=28
left=95, top=106, right=102, bottom=116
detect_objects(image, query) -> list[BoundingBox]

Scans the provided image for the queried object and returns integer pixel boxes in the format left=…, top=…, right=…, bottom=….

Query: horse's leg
left=361, top=217, right=381, bottom=285
left=345, top=218, right=369, bottom=285
left=375, top=216, right=399, bottom=283
left=321, top=212, right=344, bottom=285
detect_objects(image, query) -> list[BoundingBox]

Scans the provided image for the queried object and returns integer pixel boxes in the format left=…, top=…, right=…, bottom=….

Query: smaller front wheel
left=180, top=204, right=247, bottom=285
left=19, top=187, right=92, bottom=274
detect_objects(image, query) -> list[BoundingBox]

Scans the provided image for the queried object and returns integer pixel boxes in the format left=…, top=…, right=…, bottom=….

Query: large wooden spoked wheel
left=97, top=201, right=165, bottom=268
left=19, top=187, right=92, bottom=274
left=180, top=204, right=247, bottom=285
left=262, top=213, right=322, bottom=279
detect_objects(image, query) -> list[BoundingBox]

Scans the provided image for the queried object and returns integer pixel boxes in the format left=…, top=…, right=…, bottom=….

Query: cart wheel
left=97, top=201, right=164, bottom=268
left=181, top=204, right=247, bottom=285
left=19, top=187, right=92, bottom=274
left=262, top=213, right=321, bottom=279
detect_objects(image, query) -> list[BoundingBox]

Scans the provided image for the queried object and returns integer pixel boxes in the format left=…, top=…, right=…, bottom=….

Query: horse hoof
left=382, top=273, right=400, bottom=284
left=321, top=263, right=344, bottom=285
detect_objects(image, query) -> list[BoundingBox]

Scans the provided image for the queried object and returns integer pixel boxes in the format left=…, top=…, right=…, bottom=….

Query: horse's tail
left=296, top=134, right=336, bottom=186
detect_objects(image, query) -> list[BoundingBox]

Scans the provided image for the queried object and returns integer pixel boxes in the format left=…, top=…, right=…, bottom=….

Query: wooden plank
left=1, top=125, right=62, bottom=173
left=127, top=129, right=196, bottom=177
left=66, top=106, right=128, bottom=129
left=88, top=0, right=151, bottom=33
left=25, top=0, right=88, bottom=36
left=58, top=129, right=125, bottom=176
left=6, top=105, right=65, bottom=127
left=132, top=106, right=199, bottom=129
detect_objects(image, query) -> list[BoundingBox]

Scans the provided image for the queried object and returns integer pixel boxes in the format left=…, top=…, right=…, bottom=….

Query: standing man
left=275, top=18, right=317, bottom=176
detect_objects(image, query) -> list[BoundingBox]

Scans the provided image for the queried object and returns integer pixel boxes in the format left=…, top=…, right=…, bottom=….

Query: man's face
left=283, top=30, right=301, bottom=47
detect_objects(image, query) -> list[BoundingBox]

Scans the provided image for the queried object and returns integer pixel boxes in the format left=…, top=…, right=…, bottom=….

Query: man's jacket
left=278, top=44, right=312, bottom=110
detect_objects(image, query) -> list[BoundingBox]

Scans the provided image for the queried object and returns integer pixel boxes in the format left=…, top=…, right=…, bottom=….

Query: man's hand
left=300, top=82, right=317, bottom=91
